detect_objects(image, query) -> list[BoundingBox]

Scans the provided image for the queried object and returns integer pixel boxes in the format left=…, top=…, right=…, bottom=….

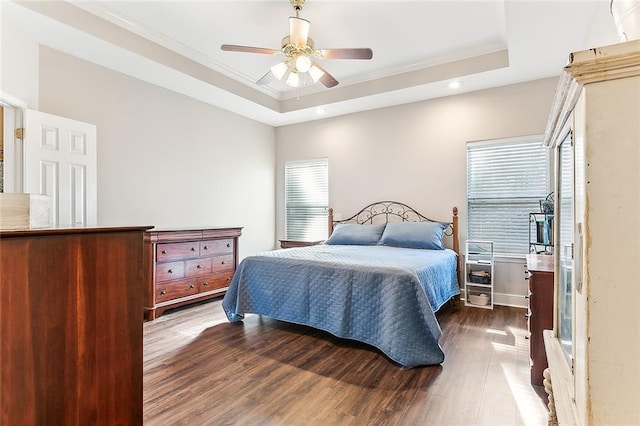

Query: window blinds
left=285, top=158, right=329, bottom=240
left=467, top=139, right=550, bottom=255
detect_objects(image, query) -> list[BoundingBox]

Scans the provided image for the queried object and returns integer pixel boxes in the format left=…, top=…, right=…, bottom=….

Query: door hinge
left=15, top=128, right=24, bottom=139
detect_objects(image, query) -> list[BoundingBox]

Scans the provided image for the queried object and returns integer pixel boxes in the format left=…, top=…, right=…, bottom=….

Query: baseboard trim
left=494, top=292, right=527, bottom=308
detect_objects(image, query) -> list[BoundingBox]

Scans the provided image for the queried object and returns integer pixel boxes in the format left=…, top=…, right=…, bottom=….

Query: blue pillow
left=379, top=222, right=448, bottom=250
left=325, top=223, right=386, bottom=245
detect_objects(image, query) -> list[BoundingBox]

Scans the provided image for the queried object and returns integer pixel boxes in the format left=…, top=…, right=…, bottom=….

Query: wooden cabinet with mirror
left=543, top=40, right=640, bottom=425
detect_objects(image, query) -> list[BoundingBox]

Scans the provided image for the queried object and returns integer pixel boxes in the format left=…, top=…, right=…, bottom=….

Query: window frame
left=284, top=157, right=329, bottom=241
left=466, top=134, right=551, bottom=256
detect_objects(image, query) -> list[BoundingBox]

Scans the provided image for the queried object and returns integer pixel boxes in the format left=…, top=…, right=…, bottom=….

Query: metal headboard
left=327, top=201, right=461, bottom=282
left=328, top=201, right=459, bottom=251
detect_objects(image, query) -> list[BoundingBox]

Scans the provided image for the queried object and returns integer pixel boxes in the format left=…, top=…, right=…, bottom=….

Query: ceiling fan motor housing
left=281, top=36, right=315, bottom=55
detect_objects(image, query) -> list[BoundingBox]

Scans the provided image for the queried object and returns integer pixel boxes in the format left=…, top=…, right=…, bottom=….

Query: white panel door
left=24, top=109, right=97, bottom=226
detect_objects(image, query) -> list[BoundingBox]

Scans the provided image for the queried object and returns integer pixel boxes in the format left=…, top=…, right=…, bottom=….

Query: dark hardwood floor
left=144, top=299, right=548, bottom=425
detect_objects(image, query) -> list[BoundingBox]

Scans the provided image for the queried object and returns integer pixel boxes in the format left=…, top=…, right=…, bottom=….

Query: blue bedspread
left=221, top=244, right=460, bottom=368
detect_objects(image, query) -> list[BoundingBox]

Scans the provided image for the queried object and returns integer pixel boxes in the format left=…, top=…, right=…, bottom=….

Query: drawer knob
left=189, top=284, right=195, bottom=289
left=524, top=295, right=530, bottom=299
left=203, top=281, right=208, bottom=287
left=524, top=335, right=530, bottom=340
left=161, top=250, right=167, bottom=255
left=168, top=269, right=173, bottom=274
left=160, top=290, right=167, bottom=296
left=221, top=261, right=226, bottom=265
left=226, top=277, right=231, bottom=282
left=203, top=246, right=208, bottom=251
left=191, top=247, right=196, bottom=252
left=226, top=243, right=231, bottom=248
left=197, top=264, right=202, bottom=269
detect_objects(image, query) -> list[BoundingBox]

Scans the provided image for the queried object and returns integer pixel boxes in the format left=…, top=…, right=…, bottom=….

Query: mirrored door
left=557, top=131, right=574, bottom=361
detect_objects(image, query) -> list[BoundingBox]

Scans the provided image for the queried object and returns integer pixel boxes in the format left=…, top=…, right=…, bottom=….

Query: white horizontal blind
left=467, top=139, right=550, bottom=255
left=285, top=158, right=329, bottom=241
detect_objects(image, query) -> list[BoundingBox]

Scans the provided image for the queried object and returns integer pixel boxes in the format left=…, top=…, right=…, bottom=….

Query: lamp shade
left=308, top=64, right=325, bottom=83
left=270, top=61, right=289, bottom=80
left=295, top=55, right=311, bottom=73
left=289, top=17, right=310, bottom=46
left=286, top=70, right=300, bottom=87
left=611, top=0, right=640, bottom=41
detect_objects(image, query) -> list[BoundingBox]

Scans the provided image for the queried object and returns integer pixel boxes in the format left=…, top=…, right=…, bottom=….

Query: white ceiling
left=2, top=1, right=620, bottom=126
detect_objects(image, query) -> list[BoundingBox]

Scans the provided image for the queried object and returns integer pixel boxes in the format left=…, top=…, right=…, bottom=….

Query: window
left=467, top=136, right=550, bottom=255
left=285, top=158, right=329, bottom=240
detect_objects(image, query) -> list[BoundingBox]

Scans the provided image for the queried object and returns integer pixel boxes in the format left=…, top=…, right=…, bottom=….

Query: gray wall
left=37, top=47, right=276, bottom=258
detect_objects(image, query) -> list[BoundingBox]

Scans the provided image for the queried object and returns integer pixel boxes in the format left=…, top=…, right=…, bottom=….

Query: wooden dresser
left=144, top=227, right=242, bottom=320
left=525, top=253, right=554, bottom=387
left=0, top=225, right=150, bottom=425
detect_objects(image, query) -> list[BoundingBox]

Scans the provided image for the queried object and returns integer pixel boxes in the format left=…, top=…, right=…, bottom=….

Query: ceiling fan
left=221, top=0, right=373, bottom=89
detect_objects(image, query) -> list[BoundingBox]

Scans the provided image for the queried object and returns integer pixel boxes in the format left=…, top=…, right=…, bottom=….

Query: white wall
left=275, top=78, right=557, bottom=304
left=37, top=47, right=276, bottom=258
left=0, top=15, right=39, bottom=107
left=1, top=15, right=39, bottom=195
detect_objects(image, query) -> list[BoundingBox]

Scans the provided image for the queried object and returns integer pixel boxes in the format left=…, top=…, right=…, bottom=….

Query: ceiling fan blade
left=312, top=63, right=339, bottom=88
left=319, top=72, right=339, bottom=88
left=256, top=71, right=276, bottom=86
left=289, top=17, right=310, bottom=46
left=320, top=48, right=373, bottom=60
left=221, top=44, right=280, bottom=55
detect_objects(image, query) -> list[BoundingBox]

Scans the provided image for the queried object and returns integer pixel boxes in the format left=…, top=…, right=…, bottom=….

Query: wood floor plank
left=143, top=299, right=548, bottom=425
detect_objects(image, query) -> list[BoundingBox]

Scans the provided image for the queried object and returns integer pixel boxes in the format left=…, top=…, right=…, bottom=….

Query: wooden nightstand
left=279, top=239, right=323, bottom=249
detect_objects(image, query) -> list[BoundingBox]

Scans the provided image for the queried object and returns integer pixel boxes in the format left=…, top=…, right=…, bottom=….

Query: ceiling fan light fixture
left=221, top=0, right=373, bottom=91
left=289, top=16, right=310, bottom=46
left=295, top=55, right=312, bottom=73
left=308, top=64, right=325, bottom=83
left=286, top=70, right=300, bottom=87
left=271, top=61, right=289, bottom=80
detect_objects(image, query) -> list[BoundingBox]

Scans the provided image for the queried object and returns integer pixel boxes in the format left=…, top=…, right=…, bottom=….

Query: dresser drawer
left=211, top=254, right=234, bottom=273
left=200, top=272, right=234, bottom=292
left=155, top=279, right=199, bottom=303
left=156, top=260, right=185, bottom=282
left=186, top=257, right=213, bottom=276
left=157, top=242, right=198, bottom=261
left=201, top=239, right=234, bottom=255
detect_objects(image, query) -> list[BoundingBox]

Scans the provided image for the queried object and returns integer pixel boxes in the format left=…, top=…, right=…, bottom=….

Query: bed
left=221, top=201, right=461, bottom=368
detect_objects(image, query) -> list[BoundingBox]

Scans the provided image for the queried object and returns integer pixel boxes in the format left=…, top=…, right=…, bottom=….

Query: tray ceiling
left=2, top=1, right=619, bottom=126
